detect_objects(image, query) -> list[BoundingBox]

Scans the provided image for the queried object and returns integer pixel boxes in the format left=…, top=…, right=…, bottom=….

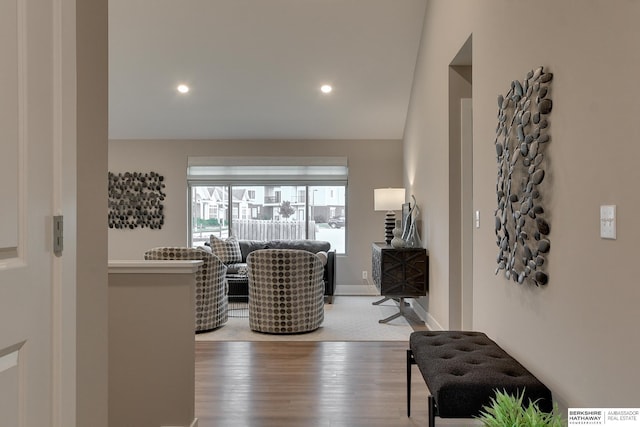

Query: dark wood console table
left=371, top=242, right=428, bottom=323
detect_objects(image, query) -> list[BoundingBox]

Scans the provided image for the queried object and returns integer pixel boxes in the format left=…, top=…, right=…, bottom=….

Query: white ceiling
left=108, top=0, right=427, bottom=140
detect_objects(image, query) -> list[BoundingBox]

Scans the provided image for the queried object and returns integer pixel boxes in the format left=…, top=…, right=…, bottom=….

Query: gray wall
left=405, top=0, right=640, bottom=410
left=77, top=0, right=109, bottom=425
left=108, top=139, right=403, bottom=288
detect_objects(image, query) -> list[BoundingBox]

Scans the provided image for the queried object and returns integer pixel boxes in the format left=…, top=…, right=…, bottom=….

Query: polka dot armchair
left=247, top=249, right=324, bottom=334
left=144, top=247, right=228, bottom=332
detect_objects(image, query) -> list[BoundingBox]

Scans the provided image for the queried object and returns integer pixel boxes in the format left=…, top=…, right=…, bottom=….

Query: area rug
left=195, top=296, right=413, bottom=342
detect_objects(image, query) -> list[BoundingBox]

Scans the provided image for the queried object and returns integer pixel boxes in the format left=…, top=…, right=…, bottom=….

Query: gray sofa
left=207, top=239, right=336, bottom=303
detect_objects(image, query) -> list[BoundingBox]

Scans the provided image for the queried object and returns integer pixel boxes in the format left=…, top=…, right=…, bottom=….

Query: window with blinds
left=188, top=157, right=348, bottom=254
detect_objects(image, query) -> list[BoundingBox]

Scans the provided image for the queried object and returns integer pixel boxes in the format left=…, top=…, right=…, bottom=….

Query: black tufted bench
left=407, top=331, right=552, bottom=427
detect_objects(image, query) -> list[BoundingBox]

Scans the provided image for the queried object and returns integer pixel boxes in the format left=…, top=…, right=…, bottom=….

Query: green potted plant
left=476, top=389, right=565, bottom=427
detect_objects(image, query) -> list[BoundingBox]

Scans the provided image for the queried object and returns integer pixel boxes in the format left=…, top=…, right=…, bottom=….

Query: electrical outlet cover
left=600, top=205, right=616, bottom=239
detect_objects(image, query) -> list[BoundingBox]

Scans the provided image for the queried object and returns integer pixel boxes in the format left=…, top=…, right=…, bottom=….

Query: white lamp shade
left=374, top=188, right=406, bottom=211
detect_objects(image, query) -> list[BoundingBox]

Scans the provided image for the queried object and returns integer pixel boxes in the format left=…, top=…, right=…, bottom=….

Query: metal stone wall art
left=494, top=66, right=552, bottom=286
left=108, top=171, right=165, bottom=230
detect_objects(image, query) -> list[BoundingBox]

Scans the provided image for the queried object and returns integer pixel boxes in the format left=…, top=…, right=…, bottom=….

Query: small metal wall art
left=108, top=171, right=165, bottom=230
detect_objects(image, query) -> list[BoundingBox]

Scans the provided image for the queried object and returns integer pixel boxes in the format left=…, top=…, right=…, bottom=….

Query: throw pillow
left=315, top=251, right=328, bottom=266
left=209, top=235, right=242, bottom=264
left=197, top=245, right=212, bottom=253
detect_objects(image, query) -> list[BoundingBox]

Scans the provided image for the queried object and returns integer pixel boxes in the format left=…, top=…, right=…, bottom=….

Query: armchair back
left=247, top=249, right=324, bottom=334
left=144, top=247, right=228, bottom=332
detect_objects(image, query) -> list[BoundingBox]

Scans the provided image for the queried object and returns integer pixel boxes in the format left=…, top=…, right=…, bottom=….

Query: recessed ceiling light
left=320, top=84, right=333, bottom=94
left=177, top=84, right=190, bottom=94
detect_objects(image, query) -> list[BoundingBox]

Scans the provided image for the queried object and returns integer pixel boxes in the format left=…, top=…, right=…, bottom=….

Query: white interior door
left=0, top=0, right=70, bottom=425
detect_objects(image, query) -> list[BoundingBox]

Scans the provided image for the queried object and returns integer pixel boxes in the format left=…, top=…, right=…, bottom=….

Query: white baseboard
left=334, top=283, right=378, bottom=296
left=161, top=418, right=197, bottom=427
left=410, top=300, right=444, bottom=331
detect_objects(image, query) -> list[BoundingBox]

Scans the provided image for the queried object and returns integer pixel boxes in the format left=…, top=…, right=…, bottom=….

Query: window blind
left=187, top=156, right=348, bottom=184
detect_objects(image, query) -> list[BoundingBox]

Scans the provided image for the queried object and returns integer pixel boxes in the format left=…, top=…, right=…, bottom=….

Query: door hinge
left=53, top=215, right=63, bottom=256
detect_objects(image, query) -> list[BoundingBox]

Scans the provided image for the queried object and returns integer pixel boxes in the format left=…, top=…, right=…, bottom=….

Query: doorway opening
left=448, top=35, right=473, bottom=330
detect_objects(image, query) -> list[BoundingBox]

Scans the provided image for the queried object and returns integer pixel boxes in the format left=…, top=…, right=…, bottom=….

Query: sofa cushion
left=237, top=240, right=332, bottom=262
left=239, top=240, right=269, bottom=262
left=263, top=239, right=330, bottom=253
left=209, top=235, right=242, bottom=263
left=226, top=263, right=248, bottom=275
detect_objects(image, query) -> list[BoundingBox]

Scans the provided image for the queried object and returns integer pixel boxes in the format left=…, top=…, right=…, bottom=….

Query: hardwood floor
left=195, top=341, right=431, bottom=427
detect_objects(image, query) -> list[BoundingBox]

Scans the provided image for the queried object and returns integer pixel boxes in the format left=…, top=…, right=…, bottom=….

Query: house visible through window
left=190, top=184, right=346, bottom=253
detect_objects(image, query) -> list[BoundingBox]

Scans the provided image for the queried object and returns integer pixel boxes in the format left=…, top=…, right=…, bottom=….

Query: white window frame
left=188, top=182, right=348, bottom=254
left=187, top=157, right=348, bottom=253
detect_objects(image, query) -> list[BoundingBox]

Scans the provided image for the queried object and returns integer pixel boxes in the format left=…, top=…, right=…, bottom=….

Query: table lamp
left=374, top=188, right=406, bottom=245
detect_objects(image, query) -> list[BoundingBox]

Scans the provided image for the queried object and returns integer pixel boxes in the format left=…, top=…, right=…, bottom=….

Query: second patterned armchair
left=144, top=247, right=228, bottom=332
left=247, top=249, right=324, bottom=334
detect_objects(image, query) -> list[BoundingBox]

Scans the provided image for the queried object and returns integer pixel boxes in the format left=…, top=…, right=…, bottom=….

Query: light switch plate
left=600, top=205, right=616, bottom=239
left=475, top=210, right=480, bottom=228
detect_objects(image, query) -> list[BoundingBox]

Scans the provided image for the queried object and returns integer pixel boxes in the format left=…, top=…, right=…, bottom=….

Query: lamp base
left=384, top=211, right=395, bottom=245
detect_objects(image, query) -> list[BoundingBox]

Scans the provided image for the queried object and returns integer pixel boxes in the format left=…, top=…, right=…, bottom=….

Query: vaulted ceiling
left=108, top=0, right=427, bottom=140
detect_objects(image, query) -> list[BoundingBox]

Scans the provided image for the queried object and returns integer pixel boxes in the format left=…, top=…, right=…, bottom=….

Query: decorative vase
left=402, top=195, right=419, bottom=241
left=401, top=213, right=412, bottom=241
left=404, top=204, right=422, bottom=248
left=391, top=227, right=405, bottom=248
left=404, top=222, right=422, bottom=248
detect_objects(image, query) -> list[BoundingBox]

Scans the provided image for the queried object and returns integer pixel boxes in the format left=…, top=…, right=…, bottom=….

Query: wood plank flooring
left=195, top=341, right=431, bottom=427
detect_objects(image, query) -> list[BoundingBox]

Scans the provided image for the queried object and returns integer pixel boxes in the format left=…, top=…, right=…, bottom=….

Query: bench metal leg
left=406, top=349, right=414, bottom=417
left=428, top=395, right=436, bottom=427
left=408, top=347, right=438, bottom=425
